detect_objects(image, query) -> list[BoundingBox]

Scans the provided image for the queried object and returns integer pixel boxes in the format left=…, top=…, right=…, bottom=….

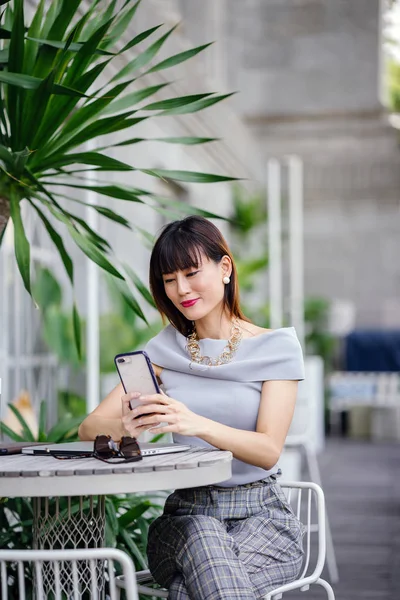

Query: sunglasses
left=50, top=435, right=142, bottom=463
left=94, top=434, right=142, bottom=463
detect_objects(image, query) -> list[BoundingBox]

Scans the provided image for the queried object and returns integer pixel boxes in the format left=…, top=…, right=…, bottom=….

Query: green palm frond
left=0, top=0, right=238, bottom=353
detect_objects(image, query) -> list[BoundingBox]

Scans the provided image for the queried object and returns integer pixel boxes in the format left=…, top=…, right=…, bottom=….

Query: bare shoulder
left=239, top=321, right=273, bottom=339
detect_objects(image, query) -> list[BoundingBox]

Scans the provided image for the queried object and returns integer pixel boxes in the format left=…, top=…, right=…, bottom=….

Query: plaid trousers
left=147, top=476, right=305, bottom=600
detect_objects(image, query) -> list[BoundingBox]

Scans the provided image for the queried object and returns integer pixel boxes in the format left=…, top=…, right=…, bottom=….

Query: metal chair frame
left=0, top=547, right=139, bottom=600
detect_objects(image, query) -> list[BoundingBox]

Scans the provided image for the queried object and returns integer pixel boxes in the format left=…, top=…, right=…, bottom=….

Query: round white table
left=0, top=446, right=233, bottom=497
left=0, top=446, right=232, bottom=597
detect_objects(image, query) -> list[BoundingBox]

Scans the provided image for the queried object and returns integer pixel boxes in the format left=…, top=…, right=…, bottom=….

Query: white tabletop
left=0, top=447, right=233, bottom=497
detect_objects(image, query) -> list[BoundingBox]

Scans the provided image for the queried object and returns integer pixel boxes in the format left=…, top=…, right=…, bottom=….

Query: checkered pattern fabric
left=147, top=476, right=305, bottom=599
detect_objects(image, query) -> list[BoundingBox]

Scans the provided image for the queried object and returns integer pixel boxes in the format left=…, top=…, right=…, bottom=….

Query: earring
left=223, top=276, right=230, bottom=284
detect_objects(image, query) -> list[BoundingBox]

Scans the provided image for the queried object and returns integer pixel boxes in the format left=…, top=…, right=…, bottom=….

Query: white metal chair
left=284, top=368, right=339, bottom=584
left=263, top=481, right=335, bottom=599
left=0, top=547, right=139, bottom=600
left=116, top=481, right=335, bottom=599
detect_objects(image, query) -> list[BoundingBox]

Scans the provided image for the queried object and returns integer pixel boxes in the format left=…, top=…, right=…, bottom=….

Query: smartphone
left=114, top=351, right=160, bottom=412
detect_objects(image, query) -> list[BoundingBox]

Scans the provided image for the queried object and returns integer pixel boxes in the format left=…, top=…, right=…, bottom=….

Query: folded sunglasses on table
left=51, top=435, right=143, bottom=463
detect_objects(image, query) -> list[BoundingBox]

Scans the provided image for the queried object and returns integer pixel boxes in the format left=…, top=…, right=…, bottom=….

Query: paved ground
left=288, top=437, right=400, bottom=600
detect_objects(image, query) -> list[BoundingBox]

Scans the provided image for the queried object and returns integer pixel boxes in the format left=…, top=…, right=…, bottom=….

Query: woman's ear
left=221, top=255, right=232, bottom=278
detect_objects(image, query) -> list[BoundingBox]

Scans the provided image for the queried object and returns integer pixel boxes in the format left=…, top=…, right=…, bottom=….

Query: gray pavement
left=288, top=437, right=400, bottom=600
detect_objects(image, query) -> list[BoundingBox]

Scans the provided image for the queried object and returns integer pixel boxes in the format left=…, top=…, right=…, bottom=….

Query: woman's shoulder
left=144, top=324, right=183, bottom=371
left=238, top=321, right=297, bottom=342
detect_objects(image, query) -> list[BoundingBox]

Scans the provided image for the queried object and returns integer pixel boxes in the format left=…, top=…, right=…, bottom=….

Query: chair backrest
left=280, top=481, right=326, bottom=585
left=0, top=547, right=139, bottom=600
left=329, top=371, right=400, bottom=410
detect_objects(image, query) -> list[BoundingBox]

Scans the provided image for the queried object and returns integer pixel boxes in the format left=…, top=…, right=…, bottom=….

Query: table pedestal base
left=33, top=496, right=106, bottom=598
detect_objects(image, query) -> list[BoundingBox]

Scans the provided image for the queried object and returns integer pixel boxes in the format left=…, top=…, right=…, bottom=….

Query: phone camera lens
left=117, top=358, right=125, bottom=363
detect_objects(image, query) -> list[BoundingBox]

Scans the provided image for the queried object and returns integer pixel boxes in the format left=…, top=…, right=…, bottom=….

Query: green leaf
left=0, top=71, right=86, bottom=96
left=46, top=113, right=146, bottom=157
left=72, top=303, right=81, bottom=360
left=7, top=0, right=24, bottom=148
left=47, top=0, right=81, bottom=42
left=101, top=82, right=169, bottom=115
left=99, top=136, right=218, bottom=149
left=0, top=48, right=9, bottom=63
left=28, top=199, right=74, bottom=283
left=38, top=401, right=47, bottom=440
left=118, top=501, right=151, bottom=528
left=31, top=60, right=111, bottom=152
left=0, top=422, right=24, bottom=441
left=149, top=432, right=167, bottom=443
left=94, top=206, right=131, bottom=228
left=0, top=222, right=7, bottom=248
left=43, top=182, right=145, bottom=203
left=123, top=264, right=155, bottom=307
left=119, top=23, right=162, bottom=54
left=111, top=24, right=178, bottom=82
left=105, top=500, right=119, bottom=541
left=141, top=168, right=239, bottom=184
left=23, top=0, right=46, bottom=74
left=120, top=530, right=148, bottom=569
left=151, top=136, right=219, bottom=145
left=26, top=37, right=114, bottom=55
left=149, top=196, right=230, bottom=221
left=0, top=144, right=13, bottom=167
left=157, top=92, right=235, bottom=116
left=113, top=278, right=148, bottom=323
left=105, top=1, right=147, bottom=51
left=7, top=405, right=36, bottom=442
left=60, top=79, right=135, bottom=135
left=46, top=416, right=82, bottom=442
left=9, top=192, right=31, bottom=296
left=40, top=151, right=135, bottom=172
left=143, top=93, right=213, bottom=111
left=145, top=42, right=213, bottom=74
left=69, top=227, right=124, bottom=280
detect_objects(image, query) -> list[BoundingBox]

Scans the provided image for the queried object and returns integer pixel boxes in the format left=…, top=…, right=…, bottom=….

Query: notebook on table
left=21, top=440, right=191, bottom=457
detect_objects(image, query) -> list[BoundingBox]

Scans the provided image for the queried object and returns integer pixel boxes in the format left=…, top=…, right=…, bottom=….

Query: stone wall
left=180, top=0, right=400, bottom=328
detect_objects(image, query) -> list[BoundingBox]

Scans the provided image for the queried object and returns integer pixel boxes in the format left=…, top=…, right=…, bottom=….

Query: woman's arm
left=199, top=380, right=298, bottom=470
left=78, top=383, right=126, bottom=440
left=78, top=364, right=164, bottom=440
left=131, top=379, right=298, bottom=470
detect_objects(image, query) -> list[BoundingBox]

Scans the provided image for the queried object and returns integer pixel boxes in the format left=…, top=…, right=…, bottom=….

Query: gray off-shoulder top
left=144, top=324, right=305, bottom=486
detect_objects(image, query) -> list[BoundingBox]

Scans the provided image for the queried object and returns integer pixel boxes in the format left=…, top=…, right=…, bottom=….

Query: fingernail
left=131, top=392, right=140, bottom=398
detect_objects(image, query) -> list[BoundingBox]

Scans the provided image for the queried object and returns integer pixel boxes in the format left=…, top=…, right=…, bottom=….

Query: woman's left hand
left=130, top=391, right=207, bottom=437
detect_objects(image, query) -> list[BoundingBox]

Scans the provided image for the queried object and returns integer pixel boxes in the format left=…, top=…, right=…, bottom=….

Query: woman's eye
left=187, top=270, right=199, bottom=277
left=164, top=278, right=174, bottom=284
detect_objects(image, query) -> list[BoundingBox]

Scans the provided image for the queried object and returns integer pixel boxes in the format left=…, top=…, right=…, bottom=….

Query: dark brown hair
left=149, top=216, right=249, bottom=336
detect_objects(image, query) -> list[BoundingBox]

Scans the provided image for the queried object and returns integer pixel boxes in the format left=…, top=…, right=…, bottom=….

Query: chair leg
left=303, top=444, right=339, bottom=584
left=314, top=577, right=336, bottom=599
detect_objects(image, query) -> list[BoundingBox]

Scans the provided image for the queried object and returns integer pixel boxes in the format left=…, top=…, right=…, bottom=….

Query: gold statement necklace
left=186, top=318, right=243, bottom=367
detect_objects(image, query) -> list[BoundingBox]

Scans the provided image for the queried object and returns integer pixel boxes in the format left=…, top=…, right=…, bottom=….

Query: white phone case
left=114, top=351, right=160, bottom=412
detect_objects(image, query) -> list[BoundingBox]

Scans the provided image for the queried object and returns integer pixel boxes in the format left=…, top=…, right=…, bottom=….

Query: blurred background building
left=1, top=0, right=400, bottom=420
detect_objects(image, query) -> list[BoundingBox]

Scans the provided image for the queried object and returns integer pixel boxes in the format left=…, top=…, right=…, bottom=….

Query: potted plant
left=0, top=0, right=236, bottom=353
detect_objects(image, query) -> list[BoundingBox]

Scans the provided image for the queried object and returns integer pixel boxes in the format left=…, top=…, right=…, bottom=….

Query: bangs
left=156, top=233, right=205, bottom=276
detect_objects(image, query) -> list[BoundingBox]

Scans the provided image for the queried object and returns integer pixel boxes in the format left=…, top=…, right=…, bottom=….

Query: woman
left=79, top=215, right=305, bottom=600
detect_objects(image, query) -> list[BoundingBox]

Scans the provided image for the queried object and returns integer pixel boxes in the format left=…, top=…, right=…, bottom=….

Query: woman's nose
left=176, top=275, right=191, bottom=295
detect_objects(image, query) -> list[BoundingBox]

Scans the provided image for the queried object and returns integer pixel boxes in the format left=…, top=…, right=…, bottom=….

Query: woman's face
left=162, top=252, right=231, bottom=321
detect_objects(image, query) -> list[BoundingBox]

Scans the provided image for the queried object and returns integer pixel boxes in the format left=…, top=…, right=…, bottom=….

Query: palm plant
left=0, top=0, right=236, bottom=352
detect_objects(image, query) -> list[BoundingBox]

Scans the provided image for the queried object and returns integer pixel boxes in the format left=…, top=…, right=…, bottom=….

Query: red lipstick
left=181, top=299, right=199, bottom=308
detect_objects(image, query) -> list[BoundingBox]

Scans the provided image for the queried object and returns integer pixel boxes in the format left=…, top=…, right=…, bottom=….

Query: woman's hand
left=121, top=392, right=160, bottom=438
left=126, top=391, right=208, bottom=437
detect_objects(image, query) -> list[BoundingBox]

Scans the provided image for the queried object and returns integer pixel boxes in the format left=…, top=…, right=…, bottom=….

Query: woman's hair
left=149, top=215, right=249, bottom=336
